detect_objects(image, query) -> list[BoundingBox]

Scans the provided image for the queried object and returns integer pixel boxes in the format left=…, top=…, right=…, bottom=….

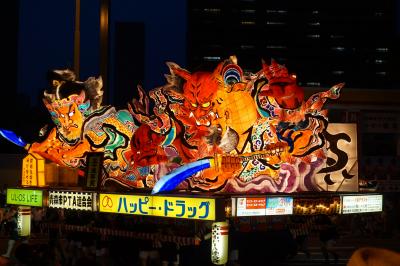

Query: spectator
left=31, top=207, right=44, bottom=236
left=1, top=206, right=18, bottom=259
left=293, top=216, right=311, bottom=259
left=0, top=184, right=7, bottom=208
left=0, top=185, right=7, bottom=232
left=387, top=158, right=400, bottom=180
left=160, top=227, right=179, bottom=266
left=46, top=208, right=65, bottom=265
left=348, top=247, right=400, bottom=266
left=0, top=256, right=7, bottom=266
left=363, top=158, right=374, bottom=180
left=316, top=215, right=339, bottom=264
left=373, top=158, right=386, bottom=180
left=14, top=243, right=33, bottom=265
left=350, top=214, right=364, bottom=237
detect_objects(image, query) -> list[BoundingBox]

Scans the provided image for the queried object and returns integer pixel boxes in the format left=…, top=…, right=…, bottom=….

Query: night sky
left=2, top=0, right=400, bottom=153
left=17, top=0, right=186, bottom=107
left=15, top=0, right=400, bottom=107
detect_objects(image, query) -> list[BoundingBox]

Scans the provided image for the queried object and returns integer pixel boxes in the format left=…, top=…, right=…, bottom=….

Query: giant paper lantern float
left=0, top=56, right=357, bottom=194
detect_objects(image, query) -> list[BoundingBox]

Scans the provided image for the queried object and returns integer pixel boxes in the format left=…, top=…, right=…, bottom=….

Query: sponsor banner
left=48, top=191, right=96, bottom=211
left=235, top=197, right=293, bottom=216
left=341, top=194, right=383, bottom=214
left=99, top=194, right=216, bottom=220
left=6, top=188, right=43, bottom=207
left=266, top=197, right=293, bottom=215
left=236, top=197, right=266, bottom=216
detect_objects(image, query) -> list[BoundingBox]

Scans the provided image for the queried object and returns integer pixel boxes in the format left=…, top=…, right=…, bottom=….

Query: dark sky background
left=15, top=0, right=400, bottom=107
left=17, top=0, right=186, bottom=107
left=1, top=0, right=399, bottom=154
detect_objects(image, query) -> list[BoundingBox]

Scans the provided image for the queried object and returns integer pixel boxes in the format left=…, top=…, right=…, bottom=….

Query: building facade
left=187, top=0, right=398, bottom=89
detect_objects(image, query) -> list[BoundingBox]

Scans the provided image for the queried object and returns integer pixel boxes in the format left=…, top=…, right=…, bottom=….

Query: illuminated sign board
left=211, top=221, right=229, bottom=265
left=236, top=197, right=266, bottom=216
left=99, top=194, right=218, bottom=221
left=17, top=207, right=31, bottom=237
left=152, top=196, right=215, bottom=220
left=266, top=197, right=293, bottom=215
left=48, top=191, right=96, bottom=211
left=6, top=188, right=43, bottom=207
left=21, top=153, right=45, bottom=187
left=100, top=194, right=152, bottom=215
left=341, top=194, right=383, bottom=214
left=235, top=197, right=293, bottom=216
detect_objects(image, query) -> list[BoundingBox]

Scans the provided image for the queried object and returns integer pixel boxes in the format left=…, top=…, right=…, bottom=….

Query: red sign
left=245, top=198, right=266, bottom=209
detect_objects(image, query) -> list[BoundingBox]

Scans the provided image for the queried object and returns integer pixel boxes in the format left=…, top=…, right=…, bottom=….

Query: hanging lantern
left=17, top=206, right=31, bottom=237
left=22, top=153, right=46, bottom=187
left=211, top=221, right=229, bottom=265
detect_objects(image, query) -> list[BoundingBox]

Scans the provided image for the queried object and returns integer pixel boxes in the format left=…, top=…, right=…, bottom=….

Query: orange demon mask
left=43, top=90, right=87, bottom=144
left=169, top=65, right=220, bottom=131
left=260, top=59, right=304, bottom=110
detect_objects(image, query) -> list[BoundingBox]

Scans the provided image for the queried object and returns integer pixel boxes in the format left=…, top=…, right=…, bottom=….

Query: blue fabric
left=151, top=159, right=211, bottom=194
left=0, top=129, right=27, bottom=147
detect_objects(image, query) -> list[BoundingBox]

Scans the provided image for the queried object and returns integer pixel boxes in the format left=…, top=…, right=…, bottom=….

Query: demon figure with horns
left=128, top=56, right=345, bottom=193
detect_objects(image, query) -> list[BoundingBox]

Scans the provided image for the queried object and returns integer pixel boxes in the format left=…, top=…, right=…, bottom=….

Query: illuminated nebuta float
left=10, top=56, right=349, bottom=194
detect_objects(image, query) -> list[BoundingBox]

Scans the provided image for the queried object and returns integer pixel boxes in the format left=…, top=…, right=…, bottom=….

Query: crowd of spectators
left=1, top=209, right=198, bottom=266
left=0, top=192, right=398, bottom=265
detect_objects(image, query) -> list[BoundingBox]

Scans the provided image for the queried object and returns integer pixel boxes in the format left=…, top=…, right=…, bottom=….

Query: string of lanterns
left=39, top=223, right=197, bottom=246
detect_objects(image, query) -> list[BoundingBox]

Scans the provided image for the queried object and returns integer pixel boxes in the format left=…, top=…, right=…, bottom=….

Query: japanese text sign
left=341, top=194, right=382, bottom=214
left=6, top=188, right=43, bottom=207
left=48, top=191, right=96, bottom=211
left=99, top=194, right=217, bottom=220
left=99, top=194, right=152, bottom=215
left=152, top=196, right=215, bottom=220
left=21, top=153, right=45, bottom=187
left=236, top=197, right=266, bottom=216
